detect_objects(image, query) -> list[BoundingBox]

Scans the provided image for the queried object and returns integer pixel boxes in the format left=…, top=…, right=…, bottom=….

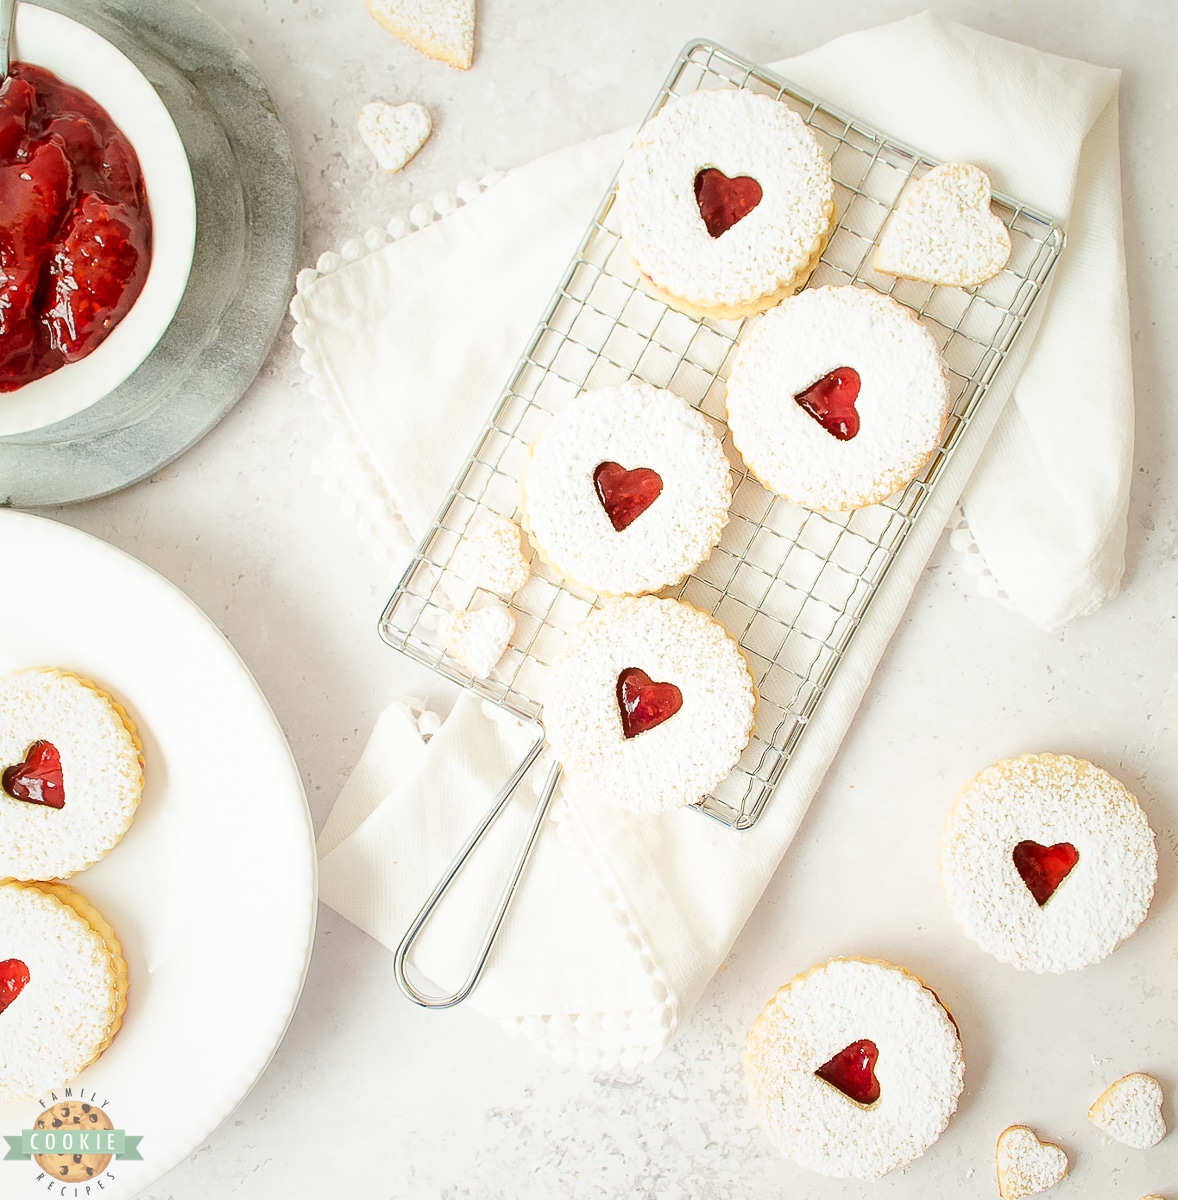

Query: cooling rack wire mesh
left=380, top=39, right=1064, bottom=830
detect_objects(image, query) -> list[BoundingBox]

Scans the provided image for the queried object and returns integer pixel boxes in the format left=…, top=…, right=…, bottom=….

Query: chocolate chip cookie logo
left=3, top=1089, right=143, bottom=1191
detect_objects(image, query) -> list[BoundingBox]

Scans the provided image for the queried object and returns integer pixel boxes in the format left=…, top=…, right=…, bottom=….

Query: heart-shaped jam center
left=1012, top=840, right=1079, bottom=906
left=2, top=740, right=65, bottom=808
left=0, top=959, right=30, bottom=1015
left=593, top=461, right=663, bottom=532
left=616, top=668, right=682, bottom=739
left=815, top=1039, right=880, bottom=1106
left=795, top=367, right=861, bottom=440
left=694, top=167, right=763, bottom=238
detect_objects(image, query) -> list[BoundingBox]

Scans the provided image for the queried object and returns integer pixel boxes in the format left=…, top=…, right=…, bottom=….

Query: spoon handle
left=0, top=0, right=14, bottom=82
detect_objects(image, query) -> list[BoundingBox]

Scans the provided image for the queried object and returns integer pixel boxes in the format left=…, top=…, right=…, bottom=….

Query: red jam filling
left=616, top=667, right=682, bottom=739
left=0, top=958, right=30, bottom=1014
left=693, top=167, right=762, bottom=238
left=815, top=1039, right=880, bottom=1106
left=0, top=64, right=152, bottom=391
left=593, top=461, right=663, bottom=532
left=794, top=367, right=861, bottom=440
left=1012, top=840, right=1079, bottom=907
left=2, top=739, right=65, bottom=808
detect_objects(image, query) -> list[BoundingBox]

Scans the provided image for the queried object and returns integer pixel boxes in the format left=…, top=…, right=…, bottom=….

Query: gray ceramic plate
left=0, top=0, right=300, bottom=506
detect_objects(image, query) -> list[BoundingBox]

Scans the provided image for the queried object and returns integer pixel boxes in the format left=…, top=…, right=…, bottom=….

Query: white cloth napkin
left=297, top=13, right=1131, bottom=1067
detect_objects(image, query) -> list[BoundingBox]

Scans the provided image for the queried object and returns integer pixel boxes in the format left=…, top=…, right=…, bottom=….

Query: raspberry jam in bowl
left=0, top=5, right=195, bottom=437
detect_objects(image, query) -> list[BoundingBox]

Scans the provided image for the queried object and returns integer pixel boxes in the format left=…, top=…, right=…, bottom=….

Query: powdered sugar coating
left=521, top=382, right=732, bottom=596
left=940, top=754, right=1157, bottom=973
left=725, top=285, right=950, bottom=510
left=0, top=882, right=123, bottom=1103
left=439, top=604, right=514, bottom=678
left=1088, top=1073, right=1166, bottom=1149
left=365, top=0, right=475, bottom=70
left=0, top=670, right=143, bottom=881
left=450, top=511, right=530, bottom=598
left=357, top=100, right=432, bottom=174
left=995, top=1127, right=1068, bottom=1199
left=543, top=597, right=754, bottom=813
left=875, top=163, right=1011, bottom=288
left=615, top=89, right=834, bottom=315
left=745, top=958, right=964, bottom=1180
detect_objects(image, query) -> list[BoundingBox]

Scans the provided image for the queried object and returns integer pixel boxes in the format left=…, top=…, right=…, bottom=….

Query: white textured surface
left=615, top=89, right=833, bottom=311
left=357, top=100, right=433, bottom=173
left=25, top=1, right=1178, bottom=1197
left=1088, top=1072, right=1166, bottom=1149
left=745, top=959, right=964, bottom=1180
left=995, top=1126, right=1069, bottom=1199
left=940, top=754, right=1157, bottom=973
left=0, top=882, right=118, bottom=1104
left=520, top=382, right=732, bottom=594
left=544, top=597, right=755, bottom=812
left=0, top=670, right=142, bottom=881
left=726, top=285, right=950, bottom=509
left=874, top=162, right=1011, bottom=288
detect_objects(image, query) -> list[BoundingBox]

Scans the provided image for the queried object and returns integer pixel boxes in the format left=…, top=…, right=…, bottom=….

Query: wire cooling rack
left=380, top=39, right=1064, bottom=831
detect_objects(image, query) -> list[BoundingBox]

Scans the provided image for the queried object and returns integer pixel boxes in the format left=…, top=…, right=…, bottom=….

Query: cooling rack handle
left=393, top=731, right=562, bottom=1009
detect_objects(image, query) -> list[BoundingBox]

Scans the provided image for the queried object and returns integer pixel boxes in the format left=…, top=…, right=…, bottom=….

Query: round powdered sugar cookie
left=745, top=958, right=964, bottom=1180
left=725, top=285, right=950, bottom=510
left=543, top=596, right=755, bottom=813
left=0, top=670, right=144, bottom=881
left=0, top=880, right=128, bottom=1103
left=940, top=754, right=1157, bottom=973
left=520, top=382, right=732, bottom=596
left=615, top=88, right=834, bottom=319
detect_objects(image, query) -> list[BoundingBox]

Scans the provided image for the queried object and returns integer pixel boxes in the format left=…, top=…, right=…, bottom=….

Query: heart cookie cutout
left=0, top=958, right=30, bottom=1015
left=440, top=604, right=514, bottom=679
left=694, top=168, right=763, bottom=238
left=996, top=1126, right=1068, bottom=1200
left=1012, top=840, right=1078, bottom=907
left=616, top=667, right=682, bottom=739
left=1088, top=1072, right=1166, bottom=1149
left=815, top=1039, right=880, bottom=1106
left=357, top=100, right=432, bottom=173
left=794, top=367, right=861, bottom=440
left=875, top=162, right=1011, bottom=288
left=2, top=740, right=65, bottom=808
left=593, top=461, right=663, bottom=532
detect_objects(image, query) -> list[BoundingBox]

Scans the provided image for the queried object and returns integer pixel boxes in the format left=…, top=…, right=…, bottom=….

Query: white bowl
left=0, top=3, right=196, bottom=437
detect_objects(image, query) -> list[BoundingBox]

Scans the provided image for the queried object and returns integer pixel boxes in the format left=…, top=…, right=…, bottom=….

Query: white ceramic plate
left=0, top=510, right=316, bottom=1199
left=0, top=4, right=197, bottom=437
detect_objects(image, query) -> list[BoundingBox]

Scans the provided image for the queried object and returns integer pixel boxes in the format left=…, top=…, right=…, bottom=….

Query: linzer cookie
left=615, top=88, right=834, bottom=319
left=875, top=162, right=1011, bottom=288
left=725, top=285, right=950, bottom=510
left=520, top=382, right=731, bottom=596
left=940, top=754, right=1157, bottom=973
left=0, top=880, right=128, bottom=1103
left=745, top=958, right=964, bottom=1180
left=543, top=596, right=755, bottom=813
left=0, top=669, right=144, bottom=881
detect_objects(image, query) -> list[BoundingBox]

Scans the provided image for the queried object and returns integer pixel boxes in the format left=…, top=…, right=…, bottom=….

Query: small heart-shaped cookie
left=875, top=162, right=1011, bottom=288
left=357, top=100, right=432, bottom=173
left=996, top=1126, right=1068, bottom=1200
left=439, top=604, right=514, bottom=679
left=1088, top=1072, right=1166, bottom=1149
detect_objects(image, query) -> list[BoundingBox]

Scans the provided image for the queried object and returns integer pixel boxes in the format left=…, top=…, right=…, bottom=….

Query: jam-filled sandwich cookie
left=615, top=88, right=834, bottom=320
left=0, top=669, right=144, bottom=881
left=543, top=596, right=754, bottom=813
left=875, top=163, right=1011, bottom=289
left=940, top=754, right=1157, bottom=973
left=745, top=958, right=964, bottom=1180
left=725, top=285, right=950, bottom=510
left=521, top=382, right=731, bottom=596
left=0, top=880, right=128, bottom=1104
